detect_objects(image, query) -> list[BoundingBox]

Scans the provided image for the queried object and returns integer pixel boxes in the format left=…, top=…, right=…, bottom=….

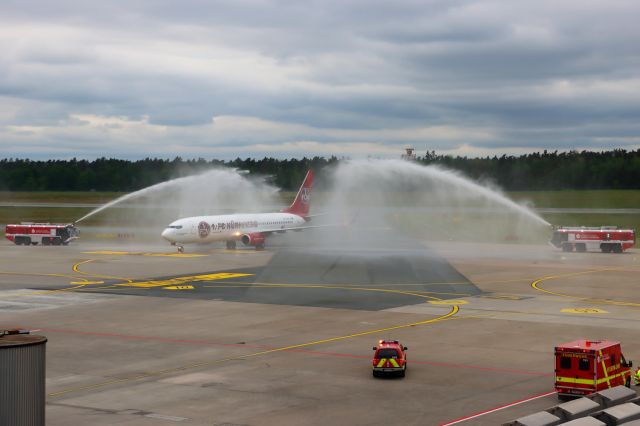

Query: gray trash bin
left=0, top=330, right=47, bottom=426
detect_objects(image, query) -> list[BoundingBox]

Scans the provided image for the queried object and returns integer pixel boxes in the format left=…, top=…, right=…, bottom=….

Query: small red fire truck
left=555, top=340, right=633, bottom=399
left=550, top=226, right=635, bottom=253
left=372, top=339, right=408, bottom=378
left=4, top=223, right=79, bottom=246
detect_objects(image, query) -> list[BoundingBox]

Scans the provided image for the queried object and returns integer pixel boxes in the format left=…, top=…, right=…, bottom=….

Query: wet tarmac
left=1, top=237, right=639, bottom=425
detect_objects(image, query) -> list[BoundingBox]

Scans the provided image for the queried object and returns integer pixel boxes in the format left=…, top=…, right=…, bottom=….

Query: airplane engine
left=241, top=232, right=265, bottom=247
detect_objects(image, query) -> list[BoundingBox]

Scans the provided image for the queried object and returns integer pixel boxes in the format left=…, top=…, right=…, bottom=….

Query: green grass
left=508, top=190, right=640, bottom=209
left=0, top=206, right=90, bottom=225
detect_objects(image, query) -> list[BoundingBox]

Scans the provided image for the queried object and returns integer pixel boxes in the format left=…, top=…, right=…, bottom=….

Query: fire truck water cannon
left=550, top=226, right=635, bottom=253
left=4, top=223, right=80, bottom=246
left=555, top=339, right=633, bottom=399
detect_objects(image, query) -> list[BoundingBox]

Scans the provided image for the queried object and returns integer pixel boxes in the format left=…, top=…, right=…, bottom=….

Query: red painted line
left=288, top=348, right=550, bottom=376
left=290, top=348, right=370, bottom=359
left=35, top=327, right=273, bottom=349
left=412, top=360, right=552, bottom=377
left=24, top=326, right=551, bottom=378
left=440, top=390, right=557, bottom=425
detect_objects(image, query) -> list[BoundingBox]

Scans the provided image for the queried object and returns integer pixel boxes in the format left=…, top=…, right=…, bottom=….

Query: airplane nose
left=161, top=228, right=172, bottom=241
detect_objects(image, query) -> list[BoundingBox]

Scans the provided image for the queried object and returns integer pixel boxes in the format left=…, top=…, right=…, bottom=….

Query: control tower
left=401, top=146, right=416, bottom=161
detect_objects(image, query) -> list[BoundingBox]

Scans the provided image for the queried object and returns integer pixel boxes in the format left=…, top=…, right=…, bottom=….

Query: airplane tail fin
left=282, top=170, right=313, bottom=219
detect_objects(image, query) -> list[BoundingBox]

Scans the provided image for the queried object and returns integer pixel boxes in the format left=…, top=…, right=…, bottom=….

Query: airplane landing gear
left=177, top=245, right=184, bottom=253
left=226, top=241, right=237, bottom=250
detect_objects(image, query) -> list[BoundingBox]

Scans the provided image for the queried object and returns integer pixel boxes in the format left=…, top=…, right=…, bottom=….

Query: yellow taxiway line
left=531, top=268, right=640, bottom=308
left=0, top=270, right=90, bottom=282
left=0, top=270, right=94, bottom=299
left=203, top=281, right=444, bottom=301
left=202, top=283, right=474, bottom=298
left=82, top=250, right=207, bottom=258
left=72, top=259, right=135, bottom=283
left=29, top=255, right=463, bottom=398
left=48, top=305, right=459, bottom=398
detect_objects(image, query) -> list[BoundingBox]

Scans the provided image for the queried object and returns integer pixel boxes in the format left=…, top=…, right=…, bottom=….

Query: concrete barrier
left=592, top=403, right=640, bottom=425
left=506, top=386, right=639, bottom=425
left=561, top=417, right=607, bottom=426
left=588, top=386, right=637, bottom=408
left=504, top=411, right=562, bottom=426
left=548, top=398, right=602, bottom=421
left=559, top=418, right=606, bottom=425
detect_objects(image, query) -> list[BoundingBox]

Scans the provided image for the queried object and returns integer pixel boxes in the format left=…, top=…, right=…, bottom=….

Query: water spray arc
left=73, top=160, right=550, bottom=248
left=416, top=163, right=550, bottom=227
left=74, top=168, right=277, bottom=224
left=323, top=160, right=550, bottom=239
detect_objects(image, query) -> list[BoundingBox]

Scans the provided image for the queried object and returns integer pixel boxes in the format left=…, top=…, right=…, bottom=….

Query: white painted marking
left=0, top=290, right=117, bottom=311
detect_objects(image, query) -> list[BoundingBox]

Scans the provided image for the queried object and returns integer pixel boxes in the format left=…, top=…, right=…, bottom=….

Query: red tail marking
left=282, top=170, right=313, bottom=218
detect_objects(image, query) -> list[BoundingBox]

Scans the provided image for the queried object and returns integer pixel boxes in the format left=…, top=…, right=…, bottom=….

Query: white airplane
left=161, top=170, right=314, bottom=252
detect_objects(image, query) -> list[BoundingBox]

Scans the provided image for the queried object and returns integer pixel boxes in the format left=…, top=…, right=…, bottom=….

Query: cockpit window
left=168, top=225, right=182, bottom=229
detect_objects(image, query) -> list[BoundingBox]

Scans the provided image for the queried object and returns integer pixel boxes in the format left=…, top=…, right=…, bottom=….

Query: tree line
left=1, top=149, right=639, bottom=191
left=0, top=157, right=338, bottom=191
left=421, top=149, right=640, bottom=190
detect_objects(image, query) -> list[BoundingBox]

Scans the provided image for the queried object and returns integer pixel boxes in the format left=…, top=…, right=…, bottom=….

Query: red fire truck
left=4, top=223, right=79, bottom=246
left=550, top=226, right=635, bottom=253
left=555, top=340, right=633, bottom=399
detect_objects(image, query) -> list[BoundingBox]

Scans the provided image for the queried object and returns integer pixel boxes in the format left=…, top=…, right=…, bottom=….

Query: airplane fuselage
left=161, top=212, right=306, bottom=245
left=162, top=169, right=314, bottom=250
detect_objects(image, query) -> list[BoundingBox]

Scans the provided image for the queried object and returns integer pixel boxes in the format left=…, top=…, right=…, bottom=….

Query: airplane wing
left=260, top=223, right=344, bottom=235
left=287, top=223, right=344, bottom=231
left=305, top=212, right=328, bottom=219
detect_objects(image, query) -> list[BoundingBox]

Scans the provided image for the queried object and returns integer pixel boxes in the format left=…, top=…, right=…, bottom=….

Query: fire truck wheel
left=52, top=238, right=61, bottom=246
left=31, top=241, right=38, bottom=246
left=613, top=244, right=623, bottom=253
left=399, top=369, right=406, bottom=378
left=601, top=245, right=611, bottom=253
left=562, top=243, right=573, bottom=252
left=24, top=237, right=31, bottom=245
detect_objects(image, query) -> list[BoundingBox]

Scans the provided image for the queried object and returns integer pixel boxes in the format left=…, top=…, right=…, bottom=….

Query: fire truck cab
left=5, top=223, right=79, bottom=246
left=551, top=226, right=635, bottom=253
left=555, top=339, right=632, bottom=399
left=372, top=339, right=408, bottom=378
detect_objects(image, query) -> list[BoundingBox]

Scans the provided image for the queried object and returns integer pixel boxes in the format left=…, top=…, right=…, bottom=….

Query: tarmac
left=1, top=231, right=639, bottom=425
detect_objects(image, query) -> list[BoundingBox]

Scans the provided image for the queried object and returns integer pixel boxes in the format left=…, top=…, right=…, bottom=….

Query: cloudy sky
left=1, top=0, right=639, bottom=159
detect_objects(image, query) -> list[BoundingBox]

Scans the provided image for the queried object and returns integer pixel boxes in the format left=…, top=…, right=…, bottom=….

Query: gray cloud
left=1, top=0, right=640, bottom=159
